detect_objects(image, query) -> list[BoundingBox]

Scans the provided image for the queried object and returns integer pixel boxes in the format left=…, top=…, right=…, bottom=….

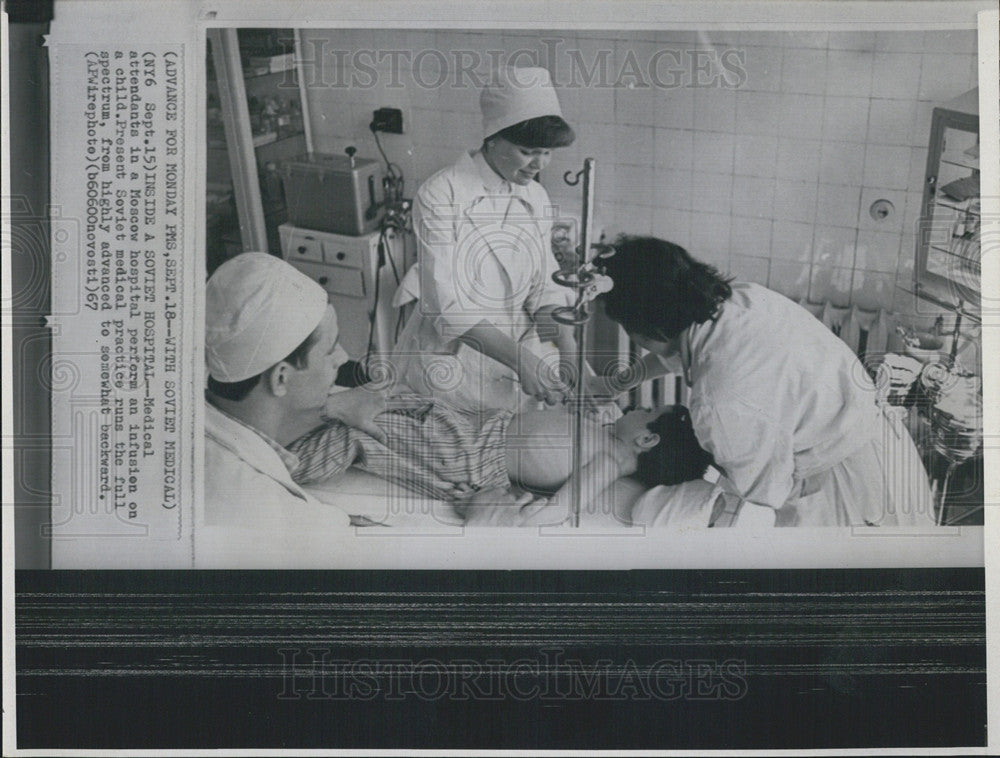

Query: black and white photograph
left=4, top=0, right=998, bottom=752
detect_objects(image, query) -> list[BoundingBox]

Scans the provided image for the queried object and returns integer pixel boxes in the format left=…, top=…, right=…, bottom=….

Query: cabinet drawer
left=285, top=231, right=325, bottom=263
left=323, top=241, right=370, bottom=269
left=289, top=259, right=366, bottom=299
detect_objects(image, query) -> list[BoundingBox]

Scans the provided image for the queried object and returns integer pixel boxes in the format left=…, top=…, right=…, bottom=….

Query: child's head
left=626, top=405, right=714, bottom=488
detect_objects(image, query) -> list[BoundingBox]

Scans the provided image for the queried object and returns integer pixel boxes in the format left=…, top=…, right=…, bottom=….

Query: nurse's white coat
left=393, top=150, right=572, bottom=413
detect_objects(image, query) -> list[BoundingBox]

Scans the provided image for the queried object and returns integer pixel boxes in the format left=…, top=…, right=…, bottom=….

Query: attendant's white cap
left=205, top=253, right=328, bottom=383
left=480, top=66, right=563, bottom=140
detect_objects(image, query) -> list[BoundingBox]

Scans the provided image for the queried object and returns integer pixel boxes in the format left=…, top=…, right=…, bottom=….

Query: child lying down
left=288, top=396, right=729, bottom=528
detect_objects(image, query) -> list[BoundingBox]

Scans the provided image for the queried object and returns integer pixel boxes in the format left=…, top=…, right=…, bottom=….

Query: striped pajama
left=288, top=395, right=513, bottom=501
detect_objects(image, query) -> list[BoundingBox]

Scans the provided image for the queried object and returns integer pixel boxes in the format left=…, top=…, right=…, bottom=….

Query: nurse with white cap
left=393, top=66, right=579, bottom=414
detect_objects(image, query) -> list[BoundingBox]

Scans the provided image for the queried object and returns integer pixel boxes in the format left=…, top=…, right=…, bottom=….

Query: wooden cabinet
left=915, top=88, right=980, bottom=316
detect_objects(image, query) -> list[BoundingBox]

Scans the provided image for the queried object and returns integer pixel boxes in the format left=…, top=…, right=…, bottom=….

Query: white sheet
left=305, top=468, right=464, bottom=528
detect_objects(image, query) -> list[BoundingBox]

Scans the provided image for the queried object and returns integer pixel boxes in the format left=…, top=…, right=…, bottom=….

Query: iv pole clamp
left=550, top=157, right=614, bottom=527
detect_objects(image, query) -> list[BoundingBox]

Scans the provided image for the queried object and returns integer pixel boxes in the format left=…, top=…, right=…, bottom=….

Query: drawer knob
left=318, top=276, right=329, bottom=286
left=297, top=245, right=308, bottom=255
left=335, top=251, right=346, bottom=261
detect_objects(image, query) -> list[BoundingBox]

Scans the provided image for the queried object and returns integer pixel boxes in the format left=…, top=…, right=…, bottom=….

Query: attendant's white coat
left=393, top=150, right=572, bottom=413
left=679, top=283, right=934, bottom=526
left=203, top=401, right=351, bottom=527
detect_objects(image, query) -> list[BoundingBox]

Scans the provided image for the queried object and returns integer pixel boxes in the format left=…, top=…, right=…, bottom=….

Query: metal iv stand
left=551, top=158, right=614, bottom=527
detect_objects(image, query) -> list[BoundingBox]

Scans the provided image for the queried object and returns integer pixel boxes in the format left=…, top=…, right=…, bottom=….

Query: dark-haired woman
left=596, top=236, right=934, bottom=527
left=393, top=67, right=579, bottom=413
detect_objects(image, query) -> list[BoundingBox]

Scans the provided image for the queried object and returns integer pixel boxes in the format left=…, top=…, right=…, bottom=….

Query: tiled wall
left=300, top=28, right=978, bottom=325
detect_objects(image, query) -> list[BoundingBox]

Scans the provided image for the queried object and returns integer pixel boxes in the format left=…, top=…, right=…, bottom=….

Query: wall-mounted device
left=371, top=107, right=403, bottom=134
left=281, top=149, right=384, bottom=236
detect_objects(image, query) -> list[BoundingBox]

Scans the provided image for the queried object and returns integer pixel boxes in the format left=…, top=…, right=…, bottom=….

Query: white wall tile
left=769, top=260, right=812, bottom=300
left=303, top=30, right=978, bottom=327
left=863, top=144, right=911, bottom=190
left=871, top=52, right=922, bottom=101
left=780, top=48, right=827, bottom=94
left=615, top=124, right=654, bottom=165
left=855, top=230, right=903, bottom=273
left=812, top=225, right=858, bottom=268
left=690, top=212, right=732, bottom=263
left=594, top=163, right=620, bottom=204
left=738, top=31, right=787, bottom=47
left=690, top=171, right=733, bottom=214
left=825, top=50, right=874, bottom=99
left=615, top=84, right=658, bottom=126
left=565, top=35, right=618, bottom=87
left=919, top=54, right=975, bottom=102
left=816, top=184, right=862, bottom=228
left=654, top=168, right=694, bottom=211
left=735, top=91, right=781, bottom=135
left=602, top=202, right=653, bottom=237
left=902, top=190, right=926, bottom=239
left=734, top=134, right=778, bottom=177
left=615, top=40, right=662, bottom=95
left=770, top=220, right=814, bottom=262
left=827, top=32, right=876, bottom=52
left=775, top=138, right=822, bottom=182
left=777, top=93, right=824, bottom=139
left=907, top=147, right=930, bottom=193
left=730, top=254, right=770, bottom=285
left=874, top=31, right=925, bottom=54
left=819, top=141, right=865, bottom=186
left=615, top=164, right=654, bottom=206
left=780, top=31, right=829, bottom=49
left=896, top=237, right=917, bottom=279
left=410, top=107, right=445, bottom=147
left=654, top=128, right=694, bottom=170
left=652, top=207, right=692, bottom=248
left=576, top=83, right=617, bottom=124
left=923, top=30, right=978, bottom=55
left=731, top=175, right=775, bottom=218
left=739, top=45, right=783, bottom=92
left=913, top=101, right=939, bottom=146
left=730, top=216, right=772, bottom=256
left=573, top=122, right=616, bottom=165
left=822, top=96, right=870, bottom=143
left=867, top=98, right=917, bottom=146
left=773, top=180, right=818, bottom=224
left=809, top=265, right=853, bottom=306
left=656, top=30, right=700, bottom=46
left=693, top=88, right=738, bottom=133
left=851, top=269, right=896, bottom=310
left=656, top=87, right=695, bottom=129
left=541, top=146, right=581, bottom=195
left=858, top=187, right=907, bottom=235
left=693, top=131, right=735, bottom=174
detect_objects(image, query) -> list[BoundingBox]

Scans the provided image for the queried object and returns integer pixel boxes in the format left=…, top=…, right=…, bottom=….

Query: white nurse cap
left=205, top=252, right=329, bottom=383
left=480, top=66, right=563, bottom=140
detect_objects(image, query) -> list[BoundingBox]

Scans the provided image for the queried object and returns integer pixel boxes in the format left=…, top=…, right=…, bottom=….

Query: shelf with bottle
left=247, top=93, right=304, bottom=148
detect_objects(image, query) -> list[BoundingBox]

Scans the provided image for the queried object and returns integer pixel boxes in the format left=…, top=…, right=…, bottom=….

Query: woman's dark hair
left=634, top=405, right=714, bottom=488
left=207, top=328, right=320, bottom=402
left=487, top=115, right=575, bottom=149
left=600, top=236, right=733, bottom=340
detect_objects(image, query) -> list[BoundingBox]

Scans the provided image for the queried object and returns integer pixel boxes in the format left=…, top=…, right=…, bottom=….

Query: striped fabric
left=288, top=394, right=513, bottom=501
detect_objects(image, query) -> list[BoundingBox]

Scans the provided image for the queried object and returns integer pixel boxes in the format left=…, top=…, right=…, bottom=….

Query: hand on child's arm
left=323, top=384, right=388, bottom=444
